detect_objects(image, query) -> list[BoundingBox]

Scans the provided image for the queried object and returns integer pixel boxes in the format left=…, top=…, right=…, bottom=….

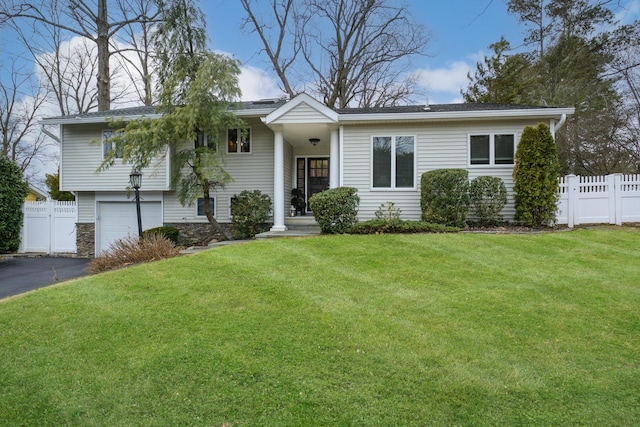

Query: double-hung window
left=469, top=133, right=515, bottom=166
left=228, top=128, right=251, bottom=153
left=195, top=132, right=216, bottom=150
left=196, top=197, right=216, bottom=217
left=372, top=135, right=415, bottom=189
left=102, top=130, right=124, bottom=159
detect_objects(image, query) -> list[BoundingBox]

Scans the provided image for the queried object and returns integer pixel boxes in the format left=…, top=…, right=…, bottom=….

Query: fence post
left=566, top=174, right=577, bottom=228
left=613, top=174, right=622, bottom=225
left=49, top=200, right=55, bottom=254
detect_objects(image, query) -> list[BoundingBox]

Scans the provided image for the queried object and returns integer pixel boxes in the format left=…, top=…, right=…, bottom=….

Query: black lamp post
left=129, top=170, right=143, bottom=239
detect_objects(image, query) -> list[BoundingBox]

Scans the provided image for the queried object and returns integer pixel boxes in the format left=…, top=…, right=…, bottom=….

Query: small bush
left=349, top=219, right=459, bottom=234
left=142, top=225, right=180, bottom=244
left=374, top=202, right=402, bottom=221
left=309, top=187, right=360, bottom=234
left=469, top=176, right=508, bottom=225
left=90, top=234, right=180, bottom=273
left=421, top=169, right=470, bottom=227
left=231, top=190, right=272, bottom=239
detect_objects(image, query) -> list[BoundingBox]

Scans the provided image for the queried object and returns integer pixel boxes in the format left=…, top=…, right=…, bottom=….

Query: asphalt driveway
left=0, top=256, right=91, bottom=300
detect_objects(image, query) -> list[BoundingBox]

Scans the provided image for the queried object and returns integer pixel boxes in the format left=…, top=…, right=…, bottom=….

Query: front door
left=304, top=158, right=330, bottom=212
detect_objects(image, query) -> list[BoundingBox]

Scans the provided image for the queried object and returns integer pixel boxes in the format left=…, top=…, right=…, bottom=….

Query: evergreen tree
left=466, top=0, right=630, bottom=174
left=0, top=155, right=29, bottom=252
left=462, top=37, right=535, bottom=104
left=45, top=171, right=75, bottom=201
left=513, top=123, right=560, bottom=226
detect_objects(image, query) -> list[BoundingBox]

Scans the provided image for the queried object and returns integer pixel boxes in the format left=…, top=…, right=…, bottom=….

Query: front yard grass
left=1, top=227, right=639, bottom=426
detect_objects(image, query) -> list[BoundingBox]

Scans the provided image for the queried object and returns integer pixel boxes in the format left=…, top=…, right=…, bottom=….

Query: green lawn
left=1, top=228, right=639, bottom=426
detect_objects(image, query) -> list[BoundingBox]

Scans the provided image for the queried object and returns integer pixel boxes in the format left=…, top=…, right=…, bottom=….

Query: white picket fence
left=20, top=201, right=77, bottom=254
left=557, top=174, right=640, bottom=227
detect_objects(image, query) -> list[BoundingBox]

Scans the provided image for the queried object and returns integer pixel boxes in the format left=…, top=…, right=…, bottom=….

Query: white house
left=42, top=93, right=574, bottom=257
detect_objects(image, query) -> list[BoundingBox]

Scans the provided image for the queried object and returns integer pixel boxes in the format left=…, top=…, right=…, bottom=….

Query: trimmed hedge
left=469, top=176, right=507, bottom=225
left=231, top=190, right=272, bottom=239
left=421, top=169, right=470, bottom=227
left=143, top=226, right=180, bottom=244
left=308, top=187, right=360, bottom=234
left=349, top=219, right=459, bottom=234
left=0, top=155, right=29, bottom=252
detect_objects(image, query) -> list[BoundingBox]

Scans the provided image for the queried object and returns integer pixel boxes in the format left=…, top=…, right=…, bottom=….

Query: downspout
left=552, top=114, right=567, bottom=138
left=41, top=124, right=60, bottom=143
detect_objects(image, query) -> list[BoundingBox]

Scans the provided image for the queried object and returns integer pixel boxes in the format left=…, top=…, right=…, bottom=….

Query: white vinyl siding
left=274, top=102, right=334, bottom=123
left=60, top=123, right=169, bottom=192
left=77, top=192, right=95, bottom=223
left=163, top=118, right=276, bottom=223
left=342, top=120, right=540, bottom=221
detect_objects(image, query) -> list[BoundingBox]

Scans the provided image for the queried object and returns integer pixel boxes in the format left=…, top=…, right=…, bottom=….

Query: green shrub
left=469, top=176, right=508, bottom=225
left=309, top=187, right=360, bottom=234
left=142, top=225, right=180, bottom=244
left=420, top=169, right=470, bottom=227
left=513, top=123, right=560, bottom=226
left=89, top=234, right=180, bottom=273
left=374, top=202, right=402, bottom=221
left=0, top=155, right=29, bottom=252
left=231, top=190, right=272, bottom=239
left=349, top=219, right=459, bottom=234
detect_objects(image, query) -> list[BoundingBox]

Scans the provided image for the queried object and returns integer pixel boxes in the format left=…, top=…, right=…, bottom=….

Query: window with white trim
left=102, top=129, right=124, bottom=159
left=469, top=133, right=515, bottom=166
left=372, top=135, right=415, bottom=189
left=195, top=132, right=216, bottom=150
left=196, top=197, right=216, bottom=217
left=227, top=127, right=251, bottom=153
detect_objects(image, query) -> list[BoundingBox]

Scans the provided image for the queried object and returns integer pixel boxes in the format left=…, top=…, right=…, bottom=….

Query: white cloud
left=238, top=65, right=284, bottom=101
left=413, top=60, right=474, bottom=104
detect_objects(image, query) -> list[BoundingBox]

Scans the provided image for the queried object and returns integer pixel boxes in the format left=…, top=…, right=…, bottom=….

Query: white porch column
left=330, top=129, right=339, bottom=188
left=271, top=129, right=287, bottom=231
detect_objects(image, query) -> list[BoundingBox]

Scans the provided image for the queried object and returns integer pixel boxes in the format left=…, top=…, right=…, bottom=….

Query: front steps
left=256, top=215, right=321, bottom=239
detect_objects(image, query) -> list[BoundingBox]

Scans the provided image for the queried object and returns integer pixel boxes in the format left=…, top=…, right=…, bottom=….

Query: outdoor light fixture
left=129, top=170, right=143, bottom=239
left=309, top=138, right=320, bottom=146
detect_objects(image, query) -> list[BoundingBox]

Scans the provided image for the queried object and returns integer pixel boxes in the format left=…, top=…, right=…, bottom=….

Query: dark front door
left=307, top=158, right=330, bottom=211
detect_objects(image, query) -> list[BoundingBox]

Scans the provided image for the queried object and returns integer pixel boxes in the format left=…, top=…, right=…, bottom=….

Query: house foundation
left=76, top=223, right=95, bottom=258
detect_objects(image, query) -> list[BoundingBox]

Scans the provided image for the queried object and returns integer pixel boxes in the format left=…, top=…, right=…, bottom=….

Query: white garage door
left=98, top=202, right=163, bottom=254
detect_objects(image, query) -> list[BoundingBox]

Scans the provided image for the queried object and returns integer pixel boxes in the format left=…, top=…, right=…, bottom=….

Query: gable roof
left=264, top=93, right=338, bottom=124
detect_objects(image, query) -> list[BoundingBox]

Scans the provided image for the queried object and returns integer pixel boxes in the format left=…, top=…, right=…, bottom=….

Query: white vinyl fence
left=557, top=174, right=640, bottom=228
left=20, top=201, right=77, bottom=254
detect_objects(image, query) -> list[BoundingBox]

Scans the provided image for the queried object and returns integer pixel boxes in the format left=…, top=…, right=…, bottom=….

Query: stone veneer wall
left=170, top=222, right=232, bottom=246
left=76, top=222, right=232, bottom=258
left=76, top=223, right=95, bottom=258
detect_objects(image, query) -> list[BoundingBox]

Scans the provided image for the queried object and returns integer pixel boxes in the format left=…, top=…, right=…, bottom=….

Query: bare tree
left=240, top=0, right=300, bottom=99
left=0, top=0, right=160, bottom=111
left=111, top=0, right=158, bottom=106
left=0, top=61, right=54, bottom=181
left=240, top=0, right=430, bottom=108
left=11, top=18, right=100, bottom=115
left=610, top=21, right=640, bottom=171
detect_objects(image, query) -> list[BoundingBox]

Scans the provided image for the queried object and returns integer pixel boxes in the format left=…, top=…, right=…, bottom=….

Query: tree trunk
left=202, top=182, right=232, bottom=241
left=96, top=0, right=110, bottom=111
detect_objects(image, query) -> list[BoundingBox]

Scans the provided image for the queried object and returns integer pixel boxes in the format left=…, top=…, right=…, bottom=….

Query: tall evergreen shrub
left=0, top=155, right=29, bottom=252
left=420, top=169, right=470, bottom=227
left=513, top=123, right=560, bottom=226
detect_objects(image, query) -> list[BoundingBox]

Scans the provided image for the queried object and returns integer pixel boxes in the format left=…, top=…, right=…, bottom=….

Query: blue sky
left=203, top=0, right=640, bottom=103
